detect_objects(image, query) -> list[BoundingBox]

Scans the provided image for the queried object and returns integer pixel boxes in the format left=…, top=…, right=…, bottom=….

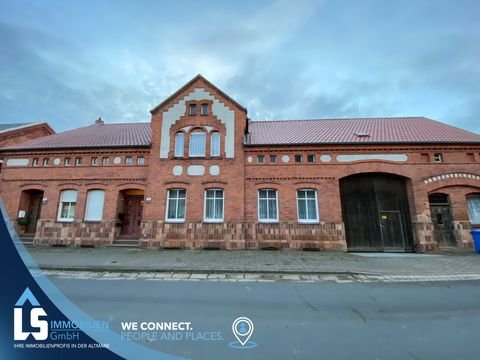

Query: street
left=49, top=276, right=480, bottom=360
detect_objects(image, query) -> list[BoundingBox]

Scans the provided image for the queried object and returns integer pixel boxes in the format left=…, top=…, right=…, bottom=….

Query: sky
left=0, top=0, right=479, bottom=133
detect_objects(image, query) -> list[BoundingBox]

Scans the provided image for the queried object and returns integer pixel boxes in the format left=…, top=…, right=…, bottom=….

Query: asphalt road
left=50, top=277, right=480, bottom=360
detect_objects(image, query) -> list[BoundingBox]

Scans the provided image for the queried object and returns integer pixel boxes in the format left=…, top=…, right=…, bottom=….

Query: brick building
left=1, top=75, right=480, bottom=252
left=0, top=122, right=54, bottom=149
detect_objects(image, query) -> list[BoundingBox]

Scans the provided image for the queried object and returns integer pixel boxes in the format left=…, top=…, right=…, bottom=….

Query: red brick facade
left=1, top=76, right=480, bottom=252
left=0, top=123, right=54, bottom=148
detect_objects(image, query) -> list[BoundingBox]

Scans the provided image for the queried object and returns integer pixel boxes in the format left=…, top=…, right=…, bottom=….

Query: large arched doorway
left=428, top=193, right=456, bottom=247
left=340, top=173, right=414, bottom=252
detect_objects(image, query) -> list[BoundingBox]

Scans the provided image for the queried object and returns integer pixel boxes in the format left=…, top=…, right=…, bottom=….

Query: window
left=137, top=156, right=145, bottom=165
left=297, top=189, right=319, bottom=223
left=211, top=132, right=220, bottom=157
left=64, top=158, right=71, bottom=166
left=33, top=158, right=39, bottom=167
left=75, top=157, right=82, bottom=166
left=270, top=155, right=277, bottom=163
left=295, top=155, right=303, bottom=163
left=201, top=103, right=209, bottom=115
left=257, top=155, right=265, bottom=164
left=307, top=155, right=315, bottom=163
left=91, top=157, right=98, bottom=166
left=174, top=132, right=184, bottom=157
left=57, top=190, right=77, bottom=222
left=102, top=157, right=109, bottom=166
left=43, top=158, right=49, bottom=166
left=204, top=189, right=224, bottom=222
left=434, top=153, right=443, bottom=162
left=166, top=189, right=186, bottom=222
left=125, top=156, right=133, bottom=165
left=189, top=131, right=206, bottom=157
left=467, top=195, right=480, bottom=224
left=189, top=104, right=197, bottom=116
left=258, top=189, right=278, bottom=222
left=84, top=190, right=105, bottom=221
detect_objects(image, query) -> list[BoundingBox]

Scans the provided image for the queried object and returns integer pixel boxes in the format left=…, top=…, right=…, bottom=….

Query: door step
left=19, top=234, right=35, bottom=244
left=110, top=236, right=140, bottom=247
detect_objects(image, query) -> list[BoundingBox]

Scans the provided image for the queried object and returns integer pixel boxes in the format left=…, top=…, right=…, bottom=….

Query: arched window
left=174, top=132, right=184, bottom=157
left=297, top=189, right=319, bottom=223
left=189, top=130, right=206, bottom=157
left=84, top=190, right=105, bottom=221
left=57, top=190, right=77, bottom=222
left=211, top=132, right=220, bottom=157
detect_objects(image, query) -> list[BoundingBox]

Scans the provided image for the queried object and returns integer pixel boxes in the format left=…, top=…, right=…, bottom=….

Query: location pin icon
left=232, top=317, right=254, bottom=346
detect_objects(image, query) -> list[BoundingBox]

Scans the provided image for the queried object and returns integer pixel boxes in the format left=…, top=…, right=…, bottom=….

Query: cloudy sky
left=0, top=0, right=479, bottom=133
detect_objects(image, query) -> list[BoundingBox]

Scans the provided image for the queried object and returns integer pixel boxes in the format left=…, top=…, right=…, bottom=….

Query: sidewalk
left=23, top=246, right=480, bottom=276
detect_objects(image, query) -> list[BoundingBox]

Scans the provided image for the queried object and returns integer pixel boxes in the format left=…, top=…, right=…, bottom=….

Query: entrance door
left=429, top=193, right=456, bottom=247
left=121, top=196, right=143, bottom=236
left=26, top=192, right=43, bottom=234
left=379, top=211, right=405, bottom=249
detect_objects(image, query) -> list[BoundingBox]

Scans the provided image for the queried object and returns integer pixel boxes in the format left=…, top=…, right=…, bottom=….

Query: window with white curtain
left=258, top=189, right=278, bottom=222
left=174, top=132, right=184, bottom=157
left=467, top=195, right=480, bottom=224
left=297, top=189, right=319, bottom=223
left=204, top=189, right=224, bottom=222
left=211, top=132, right=220, bottom=157
left=84, top=190, right=105, bottom=221
left=57, top=190, right=77, bottom=222
left=189, top=131, right=206, bottom=157
left=166, top=189, right=186, bottom=221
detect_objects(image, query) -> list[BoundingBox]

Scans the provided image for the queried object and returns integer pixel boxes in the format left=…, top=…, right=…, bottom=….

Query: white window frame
left=43, top=158, right=49, bottom=166
left=189, top=132, right=206, bottom=157
left=258, top=189, right=279, bottom=223
left=137, top=156, right=145, bottom=165
left=467, top=195, right=480, bottom=225
left=125, top=156, right=133, bottom=165
left=166, top=189, right=187, bottom=222
left=296, top=189, right=319, bottom=224
left=211, top=132, right=221, bottom=157
left=75, top=157, right=82, bottom=166
left=57, top=190, right=77, bottom=222
left=65, top=158, right=71, bottom=166
left=174, top=132, right=184, bottom=157
left=33, top=158, right=39, bottom=167
left=84, top=189, right=105, bottom=221
left=91, top=157, right=98, bottom=166
left=102, top=157, right=109, bottom=166
left=434, top=153, right=443, bottom=162
left=204, top=189, right=224, bottom=223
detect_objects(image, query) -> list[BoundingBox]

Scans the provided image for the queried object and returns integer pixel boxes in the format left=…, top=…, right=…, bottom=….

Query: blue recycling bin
left=471, top=229, right=480, bottom=253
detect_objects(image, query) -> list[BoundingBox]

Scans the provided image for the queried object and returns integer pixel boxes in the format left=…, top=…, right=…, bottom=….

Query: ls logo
left=14, top=287, right=48, bottom=341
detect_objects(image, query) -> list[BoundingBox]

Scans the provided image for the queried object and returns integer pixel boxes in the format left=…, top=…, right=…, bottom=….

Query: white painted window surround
left=160, top=88, right=235, bottom=159
left=57, top=190, right=77, bottom=222
left=84, top=190, right=105, bottom=221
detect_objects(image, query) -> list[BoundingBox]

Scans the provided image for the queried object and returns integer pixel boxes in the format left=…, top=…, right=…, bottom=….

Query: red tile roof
left=248, top=117, right=480, bottom=145
left=4, top=123, right=151, bottom=150
left=3, top=117, right=479, bottom=151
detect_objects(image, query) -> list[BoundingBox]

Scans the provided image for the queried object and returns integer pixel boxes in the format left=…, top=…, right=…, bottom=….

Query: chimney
left=95, top=117, right=104, bottom=125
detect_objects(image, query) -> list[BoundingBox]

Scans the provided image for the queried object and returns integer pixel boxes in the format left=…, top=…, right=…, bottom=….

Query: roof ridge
left=250, top=116, right=428, bottom=123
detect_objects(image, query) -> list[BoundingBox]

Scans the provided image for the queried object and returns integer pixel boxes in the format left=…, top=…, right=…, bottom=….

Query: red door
left=121, top=196, right=143, bottom=236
